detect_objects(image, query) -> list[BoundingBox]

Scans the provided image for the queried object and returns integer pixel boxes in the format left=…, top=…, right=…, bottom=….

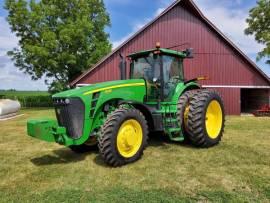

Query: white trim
left=76, top=84, right=92, bottom=88
left=202, top=85, right=270, bottom=89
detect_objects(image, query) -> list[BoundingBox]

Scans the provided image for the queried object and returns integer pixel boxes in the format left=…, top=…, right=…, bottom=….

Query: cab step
left=167, top=128, right=184, bottom=142
left=165, top=118, right=178, bottom=123
left=168, top=128, right=181, bottom=133
left=170, top=136, right=184, bottom=142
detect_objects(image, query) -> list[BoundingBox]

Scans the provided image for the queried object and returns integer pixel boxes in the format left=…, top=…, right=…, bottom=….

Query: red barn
left=71, top=0, right=270, bottom=115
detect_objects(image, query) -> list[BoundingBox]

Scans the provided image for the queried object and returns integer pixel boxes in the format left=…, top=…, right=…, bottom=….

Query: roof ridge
left=71, top=0, right=270, bottom=86
left=70, top=0, right=181, bottom=86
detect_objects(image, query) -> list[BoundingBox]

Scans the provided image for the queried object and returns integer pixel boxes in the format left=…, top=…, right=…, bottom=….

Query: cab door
left=131, top=54, right=162, bottom=102
left=161, top=55, right=183, bottom=101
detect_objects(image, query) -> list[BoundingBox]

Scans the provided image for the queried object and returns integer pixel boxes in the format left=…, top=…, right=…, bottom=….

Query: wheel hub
left=117, top=119, right=143, bottom=158
left=205, top=100, right=223, bottom=139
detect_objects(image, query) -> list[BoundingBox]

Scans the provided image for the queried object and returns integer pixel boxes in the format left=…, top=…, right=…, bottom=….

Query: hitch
left=27, top=119, right=73, bottom=145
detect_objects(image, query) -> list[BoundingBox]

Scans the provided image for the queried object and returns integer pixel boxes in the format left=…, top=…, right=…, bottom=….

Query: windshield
left=130, top=54, right=184, bottom=101
left=163, top=55, right=183, bottom=82
left=131, top=54, right=160, bottom=83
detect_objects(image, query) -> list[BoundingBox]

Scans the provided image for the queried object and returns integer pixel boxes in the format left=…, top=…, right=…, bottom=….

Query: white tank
left=0, top=99, right=21, bottom=117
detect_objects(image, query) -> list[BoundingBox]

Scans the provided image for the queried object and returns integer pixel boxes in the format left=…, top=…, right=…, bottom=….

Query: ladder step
left=170, top=136, right=184, bottom=142
left=165, top=118, right=178, bottom=122
left=167, top=128, right=184, bottom=142
left=168, top=128, right=181, bottom=132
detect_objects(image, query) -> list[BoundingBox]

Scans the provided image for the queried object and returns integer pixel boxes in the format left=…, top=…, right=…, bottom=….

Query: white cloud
left=112, top=1, right=173, bottom=49
left=195, top=0, right=264, bottom=55
left=0, top=55, right=47, bottom=90
left=111, top=16, right=156, bottom=49
left=0, top=17, right=18, bottom=55
left=0, top=17, right=48, bottom=90
left=111, top=20, right=149, bottom=49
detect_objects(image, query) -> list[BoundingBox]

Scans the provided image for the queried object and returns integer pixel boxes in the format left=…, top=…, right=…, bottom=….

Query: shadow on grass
left=93, top=132, right=195, bottom=167
left=93, top=155, right=111, bottom=167
left=92, top=132, right=168, bottom=167
left=31, top=147, right=98, bottom=166
left=148, top=131, right=195, bottom=149
left=148, top=131, right=168, bottom=147
left=31, top=133, right=195, bottom=167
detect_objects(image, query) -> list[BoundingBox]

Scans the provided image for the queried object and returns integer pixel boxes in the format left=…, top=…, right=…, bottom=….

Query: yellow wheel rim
left=116, top=119, right=143, bottom=158
left=205, top=100, right=223, bottom=139
left=183, top=105, right=190, bottom=128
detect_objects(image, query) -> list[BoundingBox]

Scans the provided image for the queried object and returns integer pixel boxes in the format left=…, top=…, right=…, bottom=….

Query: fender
left=119, top=100, right=162, bottom=131
left=171, top=82, right=201, bottom=103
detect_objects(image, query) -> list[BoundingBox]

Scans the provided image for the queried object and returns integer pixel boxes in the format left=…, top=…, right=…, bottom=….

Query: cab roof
left=128, top=48, right=187, bottom=59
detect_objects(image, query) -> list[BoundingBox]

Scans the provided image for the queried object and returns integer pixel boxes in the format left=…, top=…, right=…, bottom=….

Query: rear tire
left=177, top=90, right=199, bottom=138
left=187, top=89, right=225, bottom=147
left=98, top=108, right=148, bottom=167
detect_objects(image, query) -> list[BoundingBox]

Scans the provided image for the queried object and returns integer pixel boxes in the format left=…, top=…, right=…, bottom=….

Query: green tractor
left=27, top=43, right=225, bottom=167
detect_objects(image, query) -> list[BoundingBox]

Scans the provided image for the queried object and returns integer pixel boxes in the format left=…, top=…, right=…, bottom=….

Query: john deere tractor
left=27, top=43, right=225, bottom=166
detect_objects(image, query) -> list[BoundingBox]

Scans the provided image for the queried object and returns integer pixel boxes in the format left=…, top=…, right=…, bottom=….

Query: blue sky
left=0, top=0, right=269, bottom=90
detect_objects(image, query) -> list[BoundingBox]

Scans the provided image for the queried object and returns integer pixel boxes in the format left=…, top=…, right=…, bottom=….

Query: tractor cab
left=128, top=45, right=192, bottom=102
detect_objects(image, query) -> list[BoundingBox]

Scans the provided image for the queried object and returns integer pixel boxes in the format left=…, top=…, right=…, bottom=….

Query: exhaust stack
left=119, top=53, right=126, bottom=80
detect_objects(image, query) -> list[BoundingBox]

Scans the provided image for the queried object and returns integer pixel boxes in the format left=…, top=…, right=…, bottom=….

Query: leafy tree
left=245, top=0, right=270, bottom=65
left=5, top=0, right=111, bottom=92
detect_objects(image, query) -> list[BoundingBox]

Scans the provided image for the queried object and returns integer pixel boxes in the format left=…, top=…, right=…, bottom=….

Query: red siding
left=76, top=3, right=269, bottom=114
left=209, top=88, right=241, bottom=115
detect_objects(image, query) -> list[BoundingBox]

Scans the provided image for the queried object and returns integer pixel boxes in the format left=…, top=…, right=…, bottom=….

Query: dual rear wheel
left=177, top=89, right=225, bottom=147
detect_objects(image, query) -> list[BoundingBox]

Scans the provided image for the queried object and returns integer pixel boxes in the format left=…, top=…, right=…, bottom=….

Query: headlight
left=65, top=98, right=70, bottom=104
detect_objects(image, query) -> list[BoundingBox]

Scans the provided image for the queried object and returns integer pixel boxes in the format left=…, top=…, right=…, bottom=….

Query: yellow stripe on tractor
left=83, top=83, right=145, bottom=95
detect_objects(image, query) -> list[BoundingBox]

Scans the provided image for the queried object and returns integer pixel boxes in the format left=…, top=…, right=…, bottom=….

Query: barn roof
left=71, top=0, right=270, bottom=86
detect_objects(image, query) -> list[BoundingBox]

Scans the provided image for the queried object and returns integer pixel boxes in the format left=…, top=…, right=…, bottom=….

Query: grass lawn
left=0, top=109, right=269, bottom=202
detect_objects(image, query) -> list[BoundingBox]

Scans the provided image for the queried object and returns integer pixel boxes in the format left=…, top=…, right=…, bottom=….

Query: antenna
left=166, top=42, right=191, bottom=50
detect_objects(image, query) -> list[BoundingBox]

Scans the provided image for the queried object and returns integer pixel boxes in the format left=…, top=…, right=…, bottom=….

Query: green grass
left=0, top=109, right=269, bottom=202
left=0, top=90, right=49, bottom=97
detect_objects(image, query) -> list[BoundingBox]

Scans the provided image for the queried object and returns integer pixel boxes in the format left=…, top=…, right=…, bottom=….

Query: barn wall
left=207, top=88, right=241, bottom=115
left=77, top=3, right=269, bottom=114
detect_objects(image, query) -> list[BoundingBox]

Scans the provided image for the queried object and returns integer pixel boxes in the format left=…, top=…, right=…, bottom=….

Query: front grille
left=53, top=98, right=85, bottom=139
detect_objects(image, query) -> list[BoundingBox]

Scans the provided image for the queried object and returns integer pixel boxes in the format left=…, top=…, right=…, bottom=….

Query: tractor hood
left=53, top=79, right=146, bottom=98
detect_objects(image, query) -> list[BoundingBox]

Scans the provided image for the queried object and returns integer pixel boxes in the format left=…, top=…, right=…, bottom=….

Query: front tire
left=187, top=89, right=225, bottom=147
left=98, top=108, right=148, bottom=167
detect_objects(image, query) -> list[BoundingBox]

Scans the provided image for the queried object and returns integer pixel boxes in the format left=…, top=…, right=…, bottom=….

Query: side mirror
left=185, top=48, right=194, bottom=58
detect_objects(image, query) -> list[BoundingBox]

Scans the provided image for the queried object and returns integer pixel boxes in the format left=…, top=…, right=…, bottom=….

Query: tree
left=245, top=0, right=270, bottom=65
left=5, top=0, right=111, bottom=92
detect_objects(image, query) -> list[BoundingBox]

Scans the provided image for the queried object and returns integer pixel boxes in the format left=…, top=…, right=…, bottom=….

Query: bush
left=3, top=95, right=53, bottom=108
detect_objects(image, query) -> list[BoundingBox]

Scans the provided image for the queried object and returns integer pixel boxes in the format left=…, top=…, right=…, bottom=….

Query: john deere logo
left=105, top=89, right=112, bottom=93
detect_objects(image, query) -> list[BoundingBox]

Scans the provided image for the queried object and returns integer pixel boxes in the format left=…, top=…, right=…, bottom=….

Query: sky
left=0, top=0, right=269, bottom=90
